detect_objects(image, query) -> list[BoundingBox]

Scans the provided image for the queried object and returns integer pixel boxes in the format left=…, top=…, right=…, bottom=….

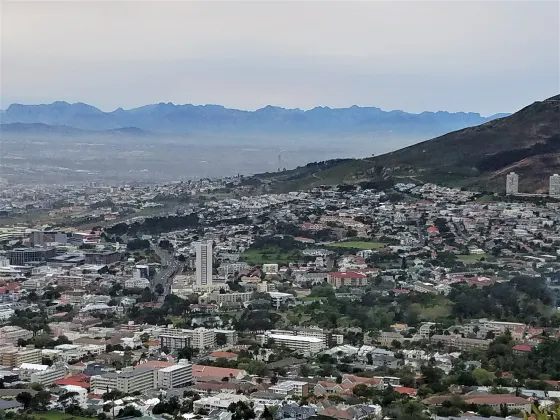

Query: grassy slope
left=255, top=95, right=560, bottom=192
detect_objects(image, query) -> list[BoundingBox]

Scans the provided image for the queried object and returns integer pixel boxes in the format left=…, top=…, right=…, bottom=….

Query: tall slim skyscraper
left=194, top=241, right=213, bottom=286
left=550, top=174, right=560, bottom=197
left=506, top=172, right=519, bottom=195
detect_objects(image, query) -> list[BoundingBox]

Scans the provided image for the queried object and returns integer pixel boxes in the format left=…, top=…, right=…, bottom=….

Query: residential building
left=0, top=347, right=41, bottom=367
left=430, top=334, right=492, bottom=350
left=506, top=172, right=519, bottom=195
left=189, top=327, right=216, bottom=350
left=84, top=251, right=120, bottom=265
left=550, top=174, right=560, bottom=197
left=327, top=272, right=368, bottom=288
left=268, top=380, right=309, bottom=397
left=90, top=367, right=156, bottom=394
left=262, top=332, right=324, bottom=355
left=157, top=363, right=193, bottom=389
left=29, top=365, right=67, bottom=386
left=160, top=334, right=191, bottom=352
left=0, top=326, right=33, bottom=345
left=193, top=393, right=249, bottom=412
left=199, top=291, right=253, bottom=305
left=195, top=240, right=213, bottom=286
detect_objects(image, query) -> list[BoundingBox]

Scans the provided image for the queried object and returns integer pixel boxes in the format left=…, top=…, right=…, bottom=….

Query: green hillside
left=255, top=94, right=560, bottom=193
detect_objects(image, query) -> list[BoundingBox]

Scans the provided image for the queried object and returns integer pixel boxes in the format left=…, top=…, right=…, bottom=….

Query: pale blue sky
left=1, top=0, right=559, bottom=115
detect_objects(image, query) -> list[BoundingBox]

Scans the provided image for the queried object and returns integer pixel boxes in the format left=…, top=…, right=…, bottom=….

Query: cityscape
left=0, top=1, right=559, bottom=420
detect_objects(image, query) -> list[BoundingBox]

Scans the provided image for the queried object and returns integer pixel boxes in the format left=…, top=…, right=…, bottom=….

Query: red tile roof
left=513, top=344, right=534, bottom=352
left=393, top=386, right=418, bottom=396
left=209, top=351, right=238, bottom=359
left=192, top=365, right=246, bottom=378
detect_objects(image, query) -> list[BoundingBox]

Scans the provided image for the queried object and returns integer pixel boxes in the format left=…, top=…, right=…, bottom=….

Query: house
left=513, top=344, right=534, bottom=354
left=275, top=403, right=316, bottom=420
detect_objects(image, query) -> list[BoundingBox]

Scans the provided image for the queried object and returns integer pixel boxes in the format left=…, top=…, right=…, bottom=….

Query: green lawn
left=458, top=253, right=488, bottom=263
left=30, top=413, right=96, bottom=420
left=328, top=241, right=388, bottom=250
left=241, top=248, right=300, bottom=265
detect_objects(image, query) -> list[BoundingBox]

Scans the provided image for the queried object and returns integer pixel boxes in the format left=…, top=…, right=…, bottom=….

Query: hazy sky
left=1, top=1, right=559, bottom=115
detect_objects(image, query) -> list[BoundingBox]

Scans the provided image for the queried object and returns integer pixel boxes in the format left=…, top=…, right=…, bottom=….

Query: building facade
left=506, top=172, right=519, bottom=195
left=550, top=174, right=560, bottom=197
left=157, top=363, right=193, bottom=389
left=195, top=241, right=213, bottom=286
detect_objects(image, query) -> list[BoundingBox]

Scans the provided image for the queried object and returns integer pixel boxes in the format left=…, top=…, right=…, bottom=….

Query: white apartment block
left=262, top=333, right=324, bottom=355
left=124, top=277, right=151, bottom=289
left=550, top=174, right=560, bottom=197
left=54, top=276, right=89, bottom=288
left=157, top=363, right=193, bottom=389
left=268, top=380, right=309, bottom=397
left=0, top=326, right=33, bottom=344
left=0, top=347, right=41, bottom=367
left=506, top=172, right=519, bottom=195
left=91, top=368, right=157, bottom=394
left=190, top=328, right=216, bottom=350
left=195, top=241, right=213, bottom=286
left=30, top=366, right=67, bottom=386
left=200, top=291, right=253, bottom=305
left=193, top=393, right=249, bottom=412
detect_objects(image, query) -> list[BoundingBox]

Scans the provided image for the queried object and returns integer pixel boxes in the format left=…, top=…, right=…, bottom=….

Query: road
left=150, top=241, right=184, bottom=299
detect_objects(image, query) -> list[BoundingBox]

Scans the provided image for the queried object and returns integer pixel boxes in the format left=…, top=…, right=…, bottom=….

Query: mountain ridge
left=0, top=100, right=509, bottom=136
left=253, top=94, right=560, bottom=193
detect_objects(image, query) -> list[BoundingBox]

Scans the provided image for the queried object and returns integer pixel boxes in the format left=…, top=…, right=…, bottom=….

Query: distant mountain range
left=0, top=100, right=509, bottom=136
left=254, top=94, right=560, bottom=193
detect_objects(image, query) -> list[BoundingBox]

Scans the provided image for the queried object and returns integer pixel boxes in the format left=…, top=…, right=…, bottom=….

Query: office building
left=84, top=251, right=120, bottom=265
left=506, top=172, right=519, bottom=195
left=550, top=174, right=560, bottom=197
left=157, top=363, right=193, bottom=389
left=7, top=247, right=56, bottom=265
left=90, top=367, right=156, bottom=394
left=195, top=241, right=213, bottom=286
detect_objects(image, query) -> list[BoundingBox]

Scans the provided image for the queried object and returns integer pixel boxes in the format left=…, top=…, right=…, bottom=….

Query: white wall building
left=157, top=363, right=193, bottom=389
left=506, top=172, right=519, bottom=195
left=262, top=333, right=324, bottom=355
left=195, top=241, right=213, bottom=286
left=550, top=174, right=560, bottom=197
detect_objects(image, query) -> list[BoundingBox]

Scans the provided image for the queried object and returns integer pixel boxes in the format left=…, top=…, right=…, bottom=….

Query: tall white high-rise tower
left=506, top=172, right=519, bottom=195
left=550, top=174, right=560, bottom=197
left=194, top=241, right=213, bottom=286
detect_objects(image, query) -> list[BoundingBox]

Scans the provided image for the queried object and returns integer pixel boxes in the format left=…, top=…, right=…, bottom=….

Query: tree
left=216, top=332, right=227, bottom=347
left=155, top=283, right=164, bottom=296
left=117, top=405, right=142, bottom=417
left=16, top=392, right=33, bottom=410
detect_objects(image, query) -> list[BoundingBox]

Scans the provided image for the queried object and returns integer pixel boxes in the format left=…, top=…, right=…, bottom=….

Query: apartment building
left=327, top=272, right=368, bottom=288
left=430, top=334, right=492, bottom=350
left=199, top=291, right=253, bottom=305
left=157, top=363, right=193, bottom=389
left=27, top=365, right=67, bottom=386
left=269, top=328, right=341, bottom=348
left=268, top=380, right=309, bottom=397
left=190, top=328, right=216, bottom=350
left=84, top=251, right=120, bottom=265
left=262, top=333, right=324, bottom=355
left=160, top=334, right=192, bottom=352
left=54, top=276, right=89, bottom=288
left=0, top=326, right=33, bottom=345
left=91, top=367, right=157, bottom=394
left=0, top=347, right=41, bottom=367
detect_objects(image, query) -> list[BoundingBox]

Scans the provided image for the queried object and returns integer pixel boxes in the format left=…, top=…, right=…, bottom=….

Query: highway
left=150, top=241, right=184, bottom=299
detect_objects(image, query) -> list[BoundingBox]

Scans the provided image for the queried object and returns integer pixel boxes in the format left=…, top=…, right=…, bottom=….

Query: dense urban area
left=0, top=174, right=559, bottom=420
